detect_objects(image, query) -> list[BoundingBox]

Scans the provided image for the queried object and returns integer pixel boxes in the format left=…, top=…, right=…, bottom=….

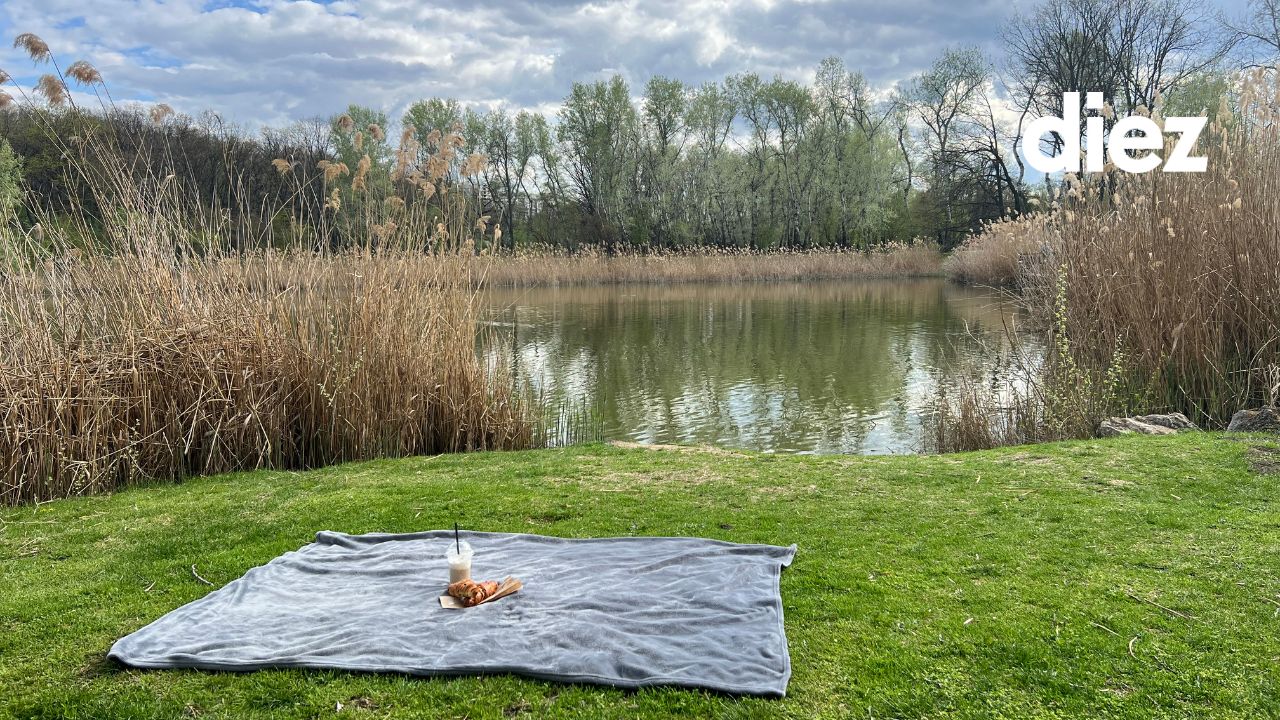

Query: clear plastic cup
left=446, top=541, right=473, bottom=584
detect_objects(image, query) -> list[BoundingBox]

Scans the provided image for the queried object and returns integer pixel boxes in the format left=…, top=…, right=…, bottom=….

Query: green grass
left=2, top=434, right=1279, bottom=719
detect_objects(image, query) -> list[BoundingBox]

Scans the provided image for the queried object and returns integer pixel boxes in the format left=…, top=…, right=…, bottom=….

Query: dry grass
left=0, top=249, right=533, bottom=505
left=943, top=224, right=1042, bottom=287
left=0, top=38, right=535, bottom=504
left=928, top=382, right=1041, bottom=454
left=931, top=69, right=1280, bottom=447
left=478, top=243, right=943, bottom=288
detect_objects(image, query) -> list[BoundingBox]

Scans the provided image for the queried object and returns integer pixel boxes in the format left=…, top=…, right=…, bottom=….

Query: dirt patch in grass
left=572, top=467, right=725, bottom=492
left=1077, top=475, right=1135, bottom=491
left=750, top=483, right=825, bottom=501
left=1003, top=452, right=1055, bottom=465
left=340, top=697, right=379, bottom=712
left=608, top=441, right=752, bottom=458
left=1247, top=444, right=1280, bottom=475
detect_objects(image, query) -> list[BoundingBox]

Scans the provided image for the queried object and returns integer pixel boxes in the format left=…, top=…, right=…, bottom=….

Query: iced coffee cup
left=446, top=541, right=473, bottom=584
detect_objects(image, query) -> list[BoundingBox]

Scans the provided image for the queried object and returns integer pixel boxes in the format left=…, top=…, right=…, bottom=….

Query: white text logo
left=1024, top=92, right=1207, bottom=174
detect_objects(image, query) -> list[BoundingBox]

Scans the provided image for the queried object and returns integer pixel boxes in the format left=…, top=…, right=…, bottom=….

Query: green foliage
left=403, top=98, right=463, bottom=144
left=1162, top=70, right=1233, bottom=117
left=0, top=138, right=22, bottom=220
left=329, top=104, right=392, bottom=170
left=558, top=75, right=638, bottom=247
left=2, top=54, right=1038, bottom=253
left=1041, top=264, right=1130, bottom=437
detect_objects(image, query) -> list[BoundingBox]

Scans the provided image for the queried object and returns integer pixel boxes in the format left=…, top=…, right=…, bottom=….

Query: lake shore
left=477, top=244, right=944, bottom=288
left=3, top=433, right=1277, bottom=718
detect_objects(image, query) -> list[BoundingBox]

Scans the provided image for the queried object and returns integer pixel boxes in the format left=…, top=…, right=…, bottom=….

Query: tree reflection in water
left=483, top=279, right=1038, bottom=454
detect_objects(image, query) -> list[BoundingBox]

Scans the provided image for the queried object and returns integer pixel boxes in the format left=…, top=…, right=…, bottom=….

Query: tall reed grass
left=0, top=39, right=534, bottom=504
left=931, top=69, right=1280, bottom=448
left=943, top=223, right=1041, bottom=288
left=479, top=243, right=943, bottom=288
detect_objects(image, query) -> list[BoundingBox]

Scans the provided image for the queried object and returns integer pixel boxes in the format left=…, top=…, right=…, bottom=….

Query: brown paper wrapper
left=439, top=577, right=522, bottom=609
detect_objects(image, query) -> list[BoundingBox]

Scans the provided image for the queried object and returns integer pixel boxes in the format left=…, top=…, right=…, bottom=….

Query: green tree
left=481, top=109, right=546, bottom=249
left=683, top=81, right=737, bottom=247
left=402, top=98, right=463, bottom=166
left=906, top=48, right=989, bottom=248
left=637, top=76, right=688, bottom=247
left=0, top=139, right=22, bottom=223
left=1162, top=70, right=1233, bottom=117
left=329, top=104, right=392, bottom=171
left=557, top=76, right=638, bottom=249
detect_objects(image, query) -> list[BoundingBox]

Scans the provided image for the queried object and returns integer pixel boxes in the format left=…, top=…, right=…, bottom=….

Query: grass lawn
left=2, top=433, right=1279, bottom=719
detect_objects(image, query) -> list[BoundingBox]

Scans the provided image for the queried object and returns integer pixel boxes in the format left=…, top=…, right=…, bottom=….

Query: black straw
left=454, top=522, right=460, bottom=553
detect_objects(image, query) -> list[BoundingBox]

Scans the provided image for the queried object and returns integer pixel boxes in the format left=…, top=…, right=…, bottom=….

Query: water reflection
left=483, top=279, right=1034, bottom=454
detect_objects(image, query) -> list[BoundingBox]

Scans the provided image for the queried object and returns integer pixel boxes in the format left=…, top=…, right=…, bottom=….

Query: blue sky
left=0, top=0, right=1256, bottom=130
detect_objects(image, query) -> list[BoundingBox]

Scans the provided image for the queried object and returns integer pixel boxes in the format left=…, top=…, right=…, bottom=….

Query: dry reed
left=943, top=222, right=1042, bottom=287
left=931, top=69, right=1280, bottom=447
left=0, top=250, right=534, bottom=505
left=0, top=39, right=534, bottom=504
left=479, top=243, right=943, bottom=288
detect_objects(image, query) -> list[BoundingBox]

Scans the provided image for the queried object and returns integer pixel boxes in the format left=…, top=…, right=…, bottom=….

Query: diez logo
left=1024, top=92, right=1208, bottom=174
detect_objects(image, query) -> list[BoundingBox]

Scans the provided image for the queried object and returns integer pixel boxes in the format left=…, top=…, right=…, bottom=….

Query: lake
left=483, top=278, right=1033, bottom=454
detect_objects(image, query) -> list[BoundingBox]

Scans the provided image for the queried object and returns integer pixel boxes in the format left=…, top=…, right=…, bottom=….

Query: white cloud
left=0, top=0, right=1015, bottom=130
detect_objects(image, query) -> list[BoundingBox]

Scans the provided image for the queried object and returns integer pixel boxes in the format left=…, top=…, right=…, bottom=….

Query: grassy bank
left=2, top=433, right=1278, bottom=718
left=477, top=244, right=943, bottom=288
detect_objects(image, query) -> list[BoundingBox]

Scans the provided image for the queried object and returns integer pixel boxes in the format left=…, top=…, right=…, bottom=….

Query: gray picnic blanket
left=109, top=530, right=797, bottom=697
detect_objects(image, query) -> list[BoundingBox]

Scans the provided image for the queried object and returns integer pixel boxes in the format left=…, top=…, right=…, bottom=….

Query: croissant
left=448, top=578, right=500, bottom=607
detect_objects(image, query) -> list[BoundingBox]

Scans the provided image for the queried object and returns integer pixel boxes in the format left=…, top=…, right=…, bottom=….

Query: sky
left=0, top=0, right=1257, bottom=131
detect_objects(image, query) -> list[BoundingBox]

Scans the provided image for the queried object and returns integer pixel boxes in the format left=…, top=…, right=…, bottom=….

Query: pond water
left=483, top=279, right=1034, bottom=454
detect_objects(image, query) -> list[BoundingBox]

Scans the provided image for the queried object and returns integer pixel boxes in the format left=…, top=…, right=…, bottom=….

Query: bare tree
left=906, top=48, right=990, bottom=247
left=1004, top=0, right=1229, bottom=121
left=1230, top=0, right=1280, bottom=68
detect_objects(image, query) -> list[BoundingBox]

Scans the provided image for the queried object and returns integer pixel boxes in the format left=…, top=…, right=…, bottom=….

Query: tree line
left=2, top=0, right=1276, bottom=253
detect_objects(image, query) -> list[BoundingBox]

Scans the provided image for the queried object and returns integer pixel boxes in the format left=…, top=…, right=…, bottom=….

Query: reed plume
left=34, top=74, right=67, bottom=106
left=0, top=32, right=535, bottom=505
left=13, top=33, right=50, bottom=62
left=352, top=154, right=371, bottom=192
left=427, top=155, right=449, bottom=181
left=65, top=60, right=103, bottom=85
left=463, top=152, right=487, bottom=176
left=150, top=103, right=174, bottom=123
left=318, top=159, right=349, bottom=183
